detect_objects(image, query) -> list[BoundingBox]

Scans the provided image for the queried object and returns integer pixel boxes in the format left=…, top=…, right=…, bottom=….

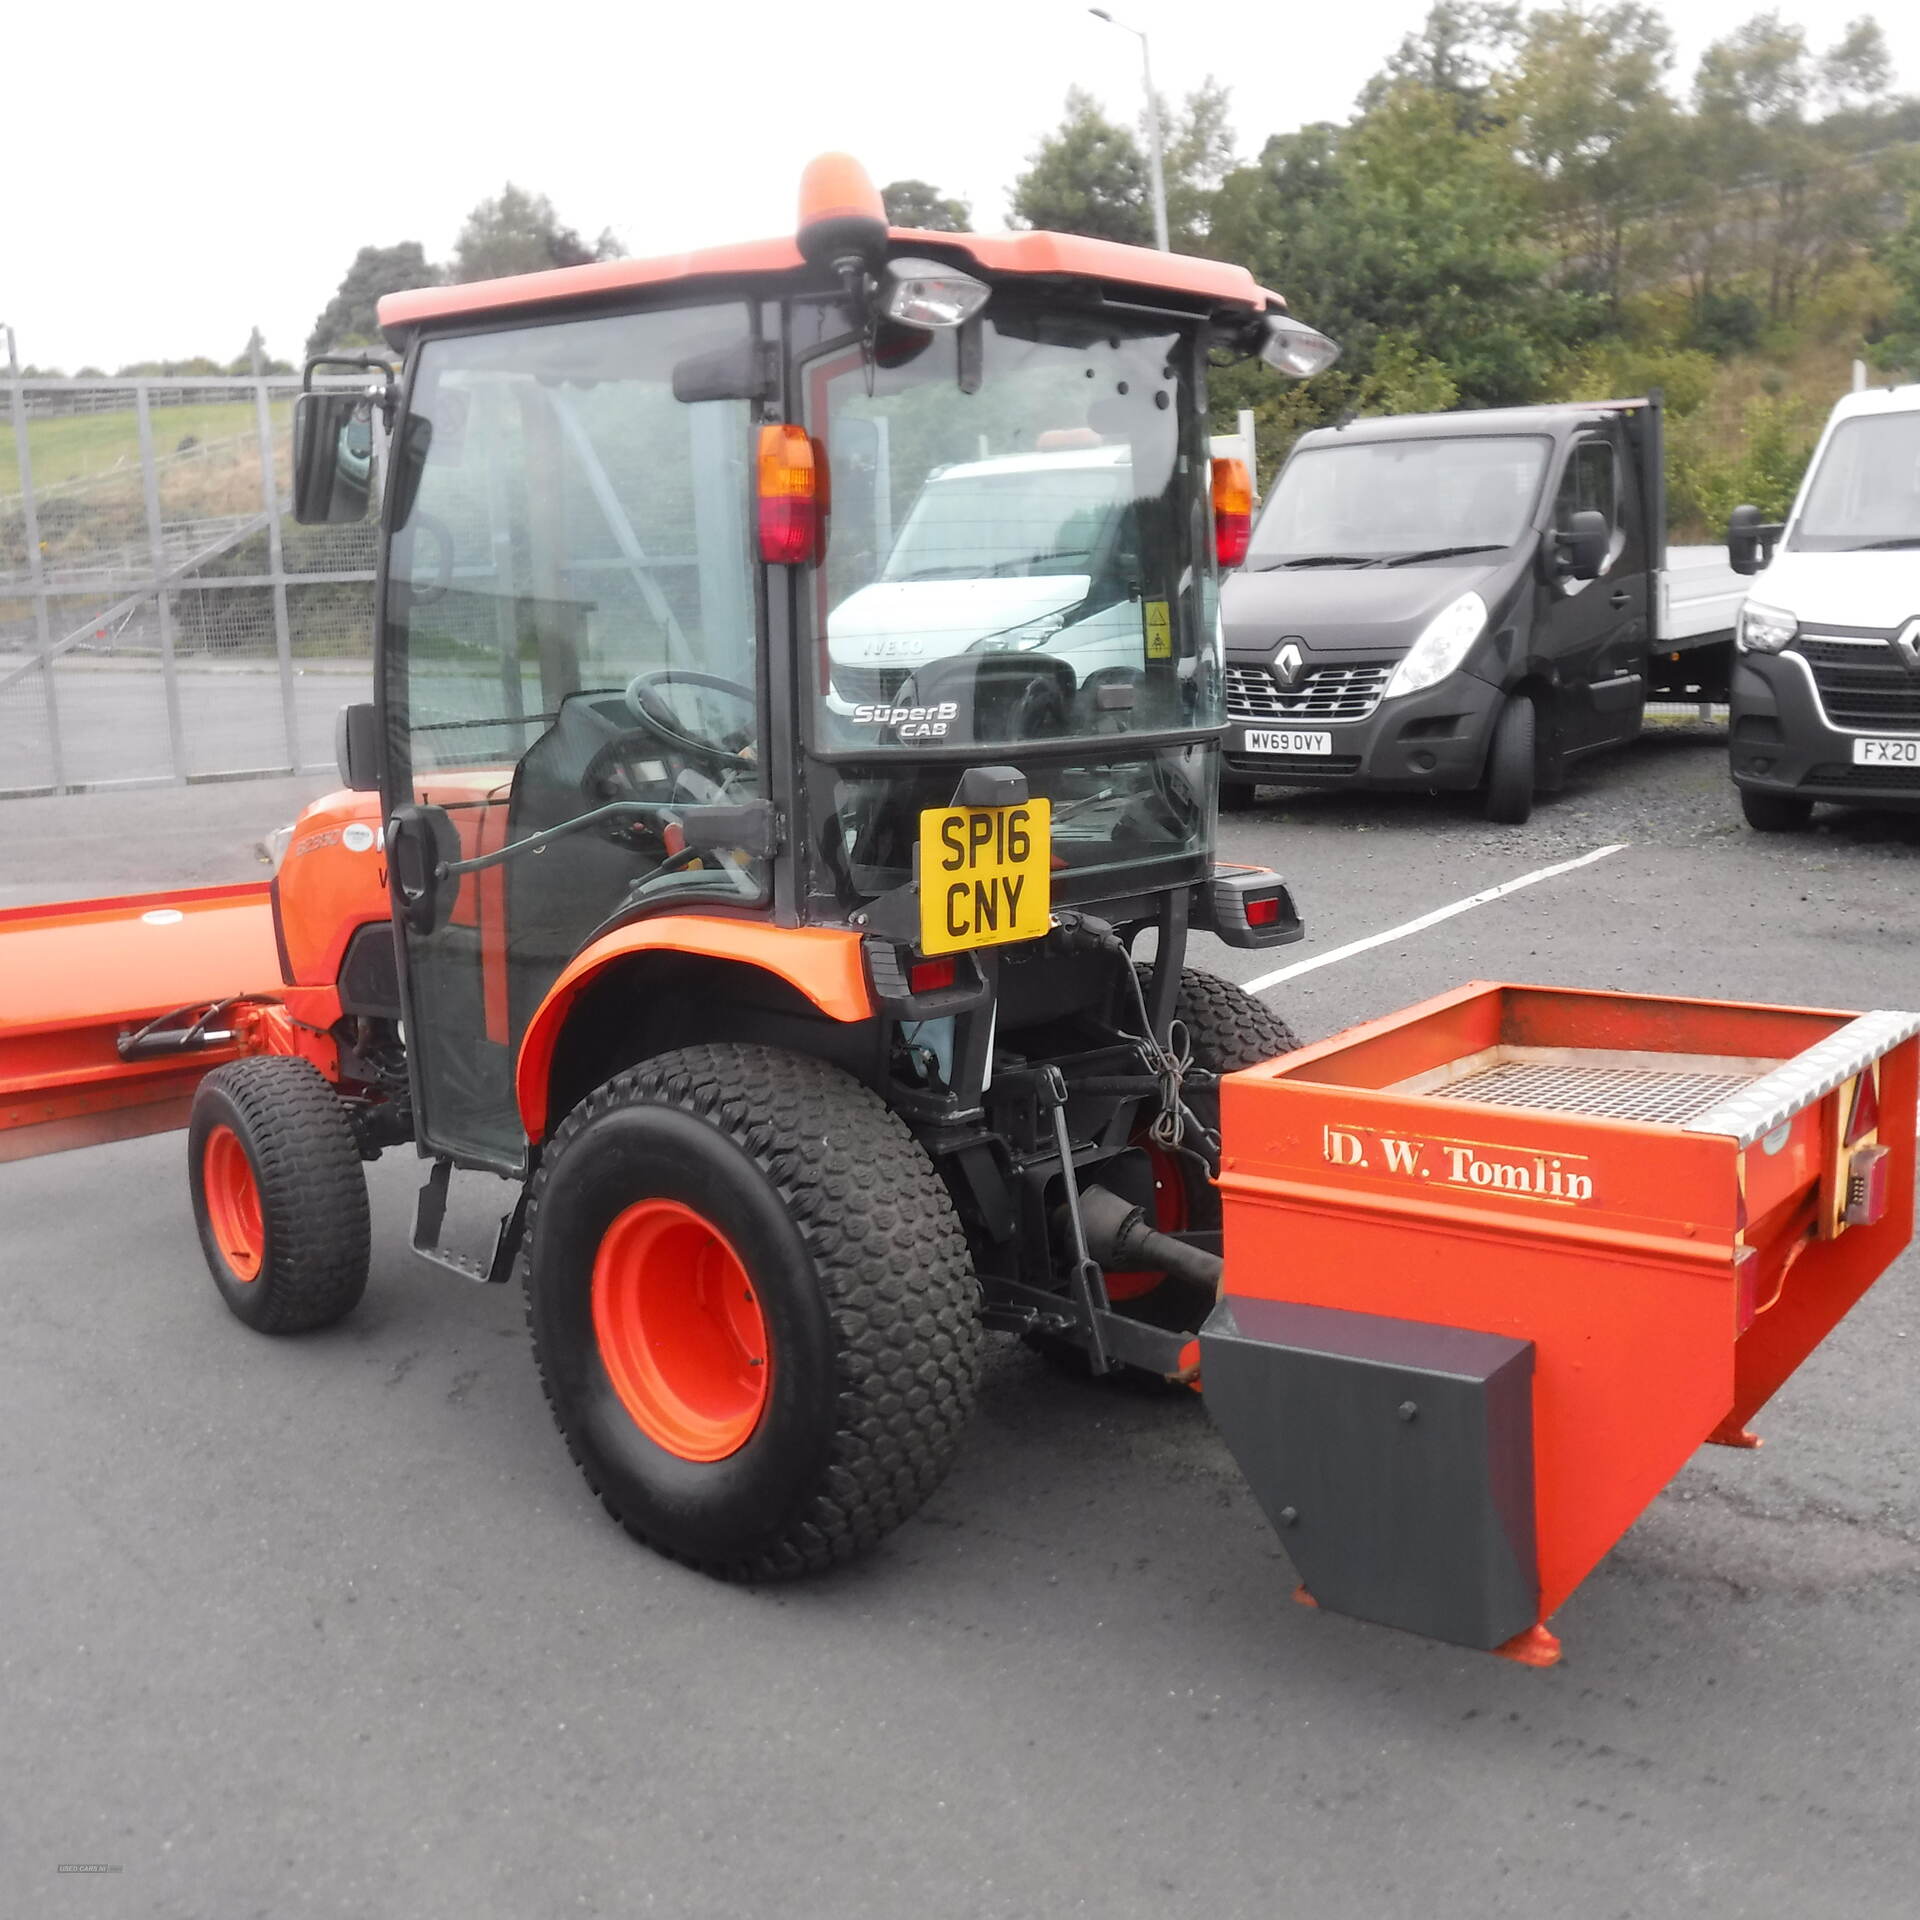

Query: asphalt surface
left=4, top=725, right=1920, bottom=1918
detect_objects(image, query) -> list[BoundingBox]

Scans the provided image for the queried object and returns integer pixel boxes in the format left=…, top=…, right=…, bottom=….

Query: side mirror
left=1554, top=508, right=1608, bottom=582
left=292, top=391, right=377, bottom=525
left=671, top=338, right=773, bottom=404
left=335, top=702, right=379, bottom=792
left=1726, top=503, right=1781, bottom=577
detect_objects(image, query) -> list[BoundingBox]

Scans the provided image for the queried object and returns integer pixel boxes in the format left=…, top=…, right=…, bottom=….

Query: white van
left=825, top=445, right=1153, bottom=716
left=1727, top=383, right=1920, bottom=829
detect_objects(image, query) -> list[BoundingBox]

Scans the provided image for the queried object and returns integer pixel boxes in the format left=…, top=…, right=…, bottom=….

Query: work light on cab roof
left=795, top=153, right=991, bottom=330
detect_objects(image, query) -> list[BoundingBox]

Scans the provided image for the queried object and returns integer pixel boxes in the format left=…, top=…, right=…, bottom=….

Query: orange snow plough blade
left=0, top=884, right=283, bottom=1163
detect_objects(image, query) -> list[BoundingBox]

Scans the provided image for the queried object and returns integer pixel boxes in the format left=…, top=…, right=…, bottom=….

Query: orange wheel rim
left=591, top=1199, right=770, bottom=1461
left=203, top=1125, right=265, bottom=1282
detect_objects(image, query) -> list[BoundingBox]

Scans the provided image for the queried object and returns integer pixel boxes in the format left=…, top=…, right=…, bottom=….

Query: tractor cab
left=293, top=156, right=1328, bottom=1172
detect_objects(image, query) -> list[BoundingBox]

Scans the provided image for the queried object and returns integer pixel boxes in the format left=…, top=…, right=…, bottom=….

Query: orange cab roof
left=377, top=228, right=1281, bottom=345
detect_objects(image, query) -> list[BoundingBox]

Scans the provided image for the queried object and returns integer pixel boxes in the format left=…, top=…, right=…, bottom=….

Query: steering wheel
left=406, top=509, right=455, bottom=606
left=622, top=669, right=758, bottom=770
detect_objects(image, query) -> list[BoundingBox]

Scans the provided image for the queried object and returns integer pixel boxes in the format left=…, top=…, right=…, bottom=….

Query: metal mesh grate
left=1437, top=1060, right=1758, bottom=1124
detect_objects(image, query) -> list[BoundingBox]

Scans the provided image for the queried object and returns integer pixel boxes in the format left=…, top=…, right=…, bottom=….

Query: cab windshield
left=1245, top=434, right=1549, bottom=568
left=809, top=308, right=1220, bottom=752
left=1790, top=412, right=1920, bottom=552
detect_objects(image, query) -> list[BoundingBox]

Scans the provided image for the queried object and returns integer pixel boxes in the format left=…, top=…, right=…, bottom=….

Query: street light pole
left=1088, top=8, right=1170, bottom=252
left=2, top=323, right=17, bottom=379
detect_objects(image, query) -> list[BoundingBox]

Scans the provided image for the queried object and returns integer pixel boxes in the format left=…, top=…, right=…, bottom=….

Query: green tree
left=1160, top=78, right=1238, bottom=250
left=1695, top=11, right=1811, bottom=131
left=1820, top=16, right=1892, bottom=109
left=1009, top=88, right=1153, bottom=245
left=450, top=185, right=624, bottom=284
left=1869, top=174, right=1920, bottom=373
left=114, top=356, right=225, bottom=377
left=1213, top=84, right=1590, bottom=414
left=1688, top=13, right=1898, bottom=323
left=1498, top=3, right=1679, bottom=316
left=1358, top=2, right=1523, bottom=128
left=226, top=326, right=293, bottom=377
left=307, top=242, right=441, bottom=358
left=880, top=179, right=972, bottom=231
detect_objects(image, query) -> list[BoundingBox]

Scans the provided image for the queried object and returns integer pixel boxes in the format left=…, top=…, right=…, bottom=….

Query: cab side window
left=1555, top=440, right=1618, bottom=534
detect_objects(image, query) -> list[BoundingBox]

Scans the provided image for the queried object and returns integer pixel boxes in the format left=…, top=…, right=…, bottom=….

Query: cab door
left=380, top=304, right=766, bottom=1170
left=1541, top=428, right=1648, bottom=754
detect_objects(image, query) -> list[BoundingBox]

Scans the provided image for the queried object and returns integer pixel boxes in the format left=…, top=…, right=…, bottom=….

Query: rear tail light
left=757, top=423, right=823, bottom=564
left=908, top=957, right=957, bottom=995
left=1197, top=863, right=1301, bottom=948
left=1212, top=457, right=1251, bottom=570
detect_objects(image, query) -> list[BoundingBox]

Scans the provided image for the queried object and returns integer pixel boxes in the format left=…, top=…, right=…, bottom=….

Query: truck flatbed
left=1663, top=544, right=1746, bottom=646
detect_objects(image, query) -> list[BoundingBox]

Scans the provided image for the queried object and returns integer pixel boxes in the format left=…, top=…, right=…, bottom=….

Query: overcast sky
left=6, top=0, right=1914, bottom=373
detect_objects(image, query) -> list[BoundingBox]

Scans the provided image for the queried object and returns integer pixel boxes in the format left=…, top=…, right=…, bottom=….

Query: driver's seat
left=500, top=691, right=666, bottom=1042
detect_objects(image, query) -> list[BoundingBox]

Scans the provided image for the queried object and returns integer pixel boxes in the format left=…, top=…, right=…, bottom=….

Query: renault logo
left=1273, top=640, right=1306, bottom=690
left=1895, top=618, right=1920, bottom=672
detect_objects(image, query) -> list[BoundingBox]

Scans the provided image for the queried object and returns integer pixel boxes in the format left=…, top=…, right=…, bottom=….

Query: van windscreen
left=1791, top=412, right=1920, bottom=551
left=1246, top=434, right=1549, bottom=568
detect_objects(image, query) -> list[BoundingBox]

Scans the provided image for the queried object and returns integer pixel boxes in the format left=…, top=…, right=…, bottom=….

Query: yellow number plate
left=918, top=801, right=1052, bottom=955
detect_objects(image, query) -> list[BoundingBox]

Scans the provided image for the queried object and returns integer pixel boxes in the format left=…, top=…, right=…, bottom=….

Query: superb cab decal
left=854, top=699, right=958, bottom=741
left=1322, top=1123, right=1596, bottom=1204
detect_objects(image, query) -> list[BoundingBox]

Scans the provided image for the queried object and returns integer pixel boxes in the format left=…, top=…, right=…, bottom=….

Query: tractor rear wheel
left=187, top=1057, right=371, bottom=1333
left=1156, top=965, right=1302, bottom=1243
left=522, top=1043, right=981, bottom=1579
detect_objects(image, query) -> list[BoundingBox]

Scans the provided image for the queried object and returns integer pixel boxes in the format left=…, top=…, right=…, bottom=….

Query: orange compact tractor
left=4, top=159, right=1915, bottom=1663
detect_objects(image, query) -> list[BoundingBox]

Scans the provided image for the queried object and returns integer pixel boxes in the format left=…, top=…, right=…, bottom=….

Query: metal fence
left=1, top=376, right=377, bottom=796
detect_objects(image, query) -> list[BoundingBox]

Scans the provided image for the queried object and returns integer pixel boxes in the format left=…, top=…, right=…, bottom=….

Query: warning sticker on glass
left=1144, top=600, right=1172, bottom=660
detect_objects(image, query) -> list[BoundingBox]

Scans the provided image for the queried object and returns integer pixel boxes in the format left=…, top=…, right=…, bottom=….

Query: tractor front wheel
left=187, top=1057, right=371, bottom=1333
left=522, top=1044, right=981, bottom=1579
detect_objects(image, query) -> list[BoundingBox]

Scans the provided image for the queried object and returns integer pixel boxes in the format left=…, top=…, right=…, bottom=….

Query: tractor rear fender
left=515, top=917, right=875, bottom=1142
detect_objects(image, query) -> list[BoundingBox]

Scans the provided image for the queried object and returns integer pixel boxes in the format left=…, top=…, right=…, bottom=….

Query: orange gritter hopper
left=1201, top=981, right=1920, bottom=1661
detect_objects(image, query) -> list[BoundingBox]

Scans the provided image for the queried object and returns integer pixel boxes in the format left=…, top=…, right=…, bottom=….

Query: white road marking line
left=1243, top=842, right=1631, bottom=993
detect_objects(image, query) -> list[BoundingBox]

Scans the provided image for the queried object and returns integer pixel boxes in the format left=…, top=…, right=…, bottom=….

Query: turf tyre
left=1150, top=964, right=1302, bottom=1241
left=522, top=1043, right=981, bottom=1579
left=187, top=1056, right=371, bottom=1333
